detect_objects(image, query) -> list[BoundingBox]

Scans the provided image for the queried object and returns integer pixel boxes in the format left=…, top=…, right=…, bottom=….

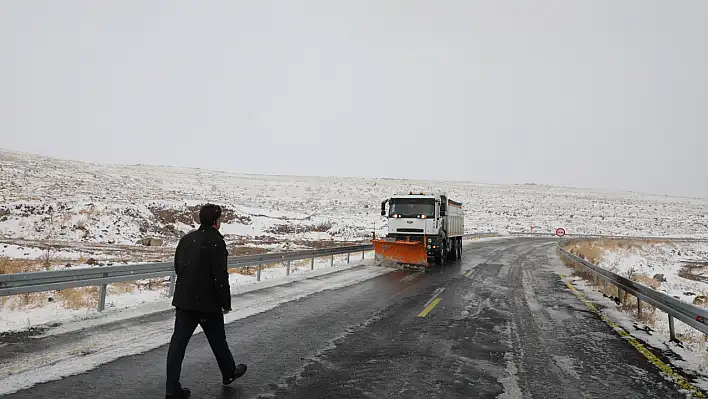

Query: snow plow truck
left=372, top=191, right=464, bottom=270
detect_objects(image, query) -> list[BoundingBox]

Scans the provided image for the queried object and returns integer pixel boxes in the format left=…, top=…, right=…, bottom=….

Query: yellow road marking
left=465, top=269, right=474, bottom=277
left=559, top=274, right=704, bottom=398
left=418, top=297, right=442, bottom=317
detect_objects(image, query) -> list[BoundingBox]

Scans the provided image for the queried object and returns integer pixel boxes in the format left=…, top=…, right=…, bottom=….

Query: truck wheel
left=449, top=239, right=457, bottom=262
left=457, top=238, right=462, bottom=259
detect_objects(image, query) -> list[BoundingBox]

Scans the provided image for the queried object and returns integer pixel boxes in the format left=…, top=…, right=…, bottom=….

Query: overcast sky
left=1, top=1, right=707, bottom=198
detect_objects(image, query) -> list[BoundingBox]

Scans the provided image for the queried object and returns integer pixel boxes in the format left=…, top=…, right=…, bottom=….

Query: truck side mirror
left=381, top=201, right=387, bottom=216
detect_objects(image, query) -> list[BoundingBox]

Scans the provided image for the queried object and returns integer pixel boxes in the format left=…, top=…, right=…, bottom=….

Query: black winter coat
left=171, top=225, right=231, bottom=313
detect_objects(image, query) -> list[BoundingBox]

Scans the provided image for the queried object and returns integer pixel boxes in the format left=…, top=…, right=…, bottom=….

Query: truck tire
left=441, top=241, right=449, bottom=265
left=457, top=237, right=462, bottom=259
left=449, top=239, right=458, bottom=262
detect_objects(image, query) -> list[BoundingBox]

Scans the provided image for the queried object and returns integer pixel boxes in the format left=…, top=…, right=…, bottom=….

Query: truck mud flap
left=372, top=239, right=428, bottom=267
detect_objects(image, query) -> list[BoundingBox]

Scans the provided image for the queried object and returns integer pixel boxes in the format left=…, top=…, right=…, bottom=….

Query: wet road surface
left=1, top=238, right=689, bottom=398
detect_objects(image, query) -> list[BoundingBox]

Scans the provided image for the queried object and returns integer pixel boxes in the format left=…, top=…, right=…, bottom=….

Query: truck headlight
left=427, top=238, right=432, bottom=243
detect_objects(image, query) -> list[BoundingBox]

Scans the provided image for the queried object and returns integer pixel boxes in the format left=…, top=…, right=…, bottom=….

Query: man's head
left=199, top=203, right=222, bottom=229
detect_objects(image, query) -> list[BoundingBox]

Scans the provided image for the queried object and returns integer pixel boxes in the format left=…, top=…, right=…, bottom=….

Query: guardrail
left=557, top=241, right=708, bottom=340
left=510, top=232, right=708, bottom=242
left=0, top=244, right=374, bottom=312
left=0, top=232, right=497, bottom=312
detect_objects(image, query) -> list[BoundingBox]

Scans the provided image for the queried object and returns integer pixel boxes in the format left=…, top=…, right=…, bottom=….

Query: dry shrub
left=266, top=222, right=333, bottom=235
left=596, top=279, right=619, bottom=298
left=565, top=241, right=603, bottom=264
left=563, top=239, right=648, bottom=266
left=148, top=205, right=250, bottom=227
left=0, top=257, right=43, bottom=274
left=635, top=302, right=658, bottom=325
left=135, top=278, right=167, bottom=291
left=632, top=273, right=661, bottom=290
left=78, top=206, right=98, bottom=216
left=3, top=291, right=50, bottom=310
left=227, top=246, right=268, bottom=256
left=230, top=266, right=256, bottom=276
left=292, top=258, right=313, bottom=272
left=109, top=281, right=136, bottom=295
left=229, top=262, right=281, bottom=276
left=40, top=246, right=57, bottom=268
left=56, top=286, right=99, bottom=309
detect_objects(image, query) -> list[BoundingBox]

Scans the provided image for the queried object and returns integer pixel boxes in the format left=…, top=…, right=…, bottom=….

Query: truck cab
left=378, top=191, right=464, bottom=266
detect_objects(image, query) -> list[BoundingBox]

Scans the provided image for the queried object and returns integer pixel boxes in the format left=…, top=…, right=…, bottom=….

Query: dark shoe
left=223, top=364, right=247, bottom=385
left=166, top=387, right=191, bottom=398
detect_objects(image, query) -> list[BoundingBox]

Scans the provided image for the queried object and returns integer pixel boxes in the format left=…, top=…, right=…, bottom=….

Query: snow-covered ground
left=2, top=148, right=708, bottom=251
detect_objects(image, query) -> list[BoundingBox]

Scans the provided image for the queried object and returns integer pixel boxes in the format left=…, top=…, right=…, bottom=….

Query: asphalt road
left=2, top=238, right=689, bottom=398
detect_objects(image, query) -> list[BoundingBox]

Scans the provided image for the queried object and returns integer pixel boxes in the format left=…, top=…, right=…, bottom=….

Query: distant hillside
left=2, top=149, right=707, bottom=247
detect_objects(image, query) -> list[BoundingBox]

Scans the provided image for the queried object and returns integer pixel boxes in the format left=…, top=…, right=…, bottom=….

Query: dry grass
left=109, top=281, right=137, bottom=295
left=563, top=239, right=646, bottom=265
left=3, top=291, right=50, bottom=310
left=633, top=273, right=661, bottom=290
left=229, top=261, right=282, bottom=276
left=55, top=286, right=99, bottom=309
left=0, top=257, right=44, bottom=274
left=135, top=278, right=167, bottom=291
left=266, top=222, right=333, bottom=235
left=39, top=246, right=58, bottom=267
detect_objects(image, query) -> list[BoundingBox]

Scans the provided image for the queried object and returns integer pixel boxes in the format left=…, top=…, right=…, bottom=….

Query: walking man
left=166, top=203, right=247, bottom=398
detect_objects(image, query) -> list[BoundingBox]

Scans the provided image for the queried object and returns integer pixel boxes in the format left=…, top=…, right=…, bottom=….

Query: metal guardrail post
left=257, top=264, right=262, bottom=281
left=286, top=261, right=291, bottom=276
left=617, top=287, right=623, bottom=304
left=637, top=298, right=642, bottom=318
left=97, top=273, right=108, bottom=312
left=330, top=255, right=334, bottom=266
left=169, top=273, right=177, bottom=297
left=347, top=253, right=350, bottom=264
left=362, top=251, right=365, bottom=260
left=669, top=315, right=677, bottom=342
left=311, top=257, right=314, bottom=270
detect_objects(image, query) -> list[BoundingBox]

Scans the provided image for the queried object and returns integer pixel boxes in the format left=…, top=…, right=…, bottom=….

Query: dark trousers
left=166, top=308, right=236, bottom=396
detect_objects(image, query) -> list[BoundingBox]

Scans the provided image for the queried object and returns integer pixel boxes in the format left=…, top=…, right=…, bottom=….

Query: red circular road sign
left=556, top=228, right=566, bottom=237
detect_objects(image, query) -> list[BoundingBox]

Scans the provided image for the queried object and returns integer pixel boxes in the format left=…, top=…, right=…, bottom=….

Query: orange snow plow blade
left=372, top=239, right=428, bottom=266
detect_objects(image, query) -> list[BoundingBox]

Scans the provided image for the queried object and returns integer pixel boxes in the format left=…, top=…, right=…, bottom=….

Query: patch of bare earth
left=679, top=262, right=708, bottom=284
left=265, top=222, right=333, bottom=235
left=146, top=204, right=252, bottom=238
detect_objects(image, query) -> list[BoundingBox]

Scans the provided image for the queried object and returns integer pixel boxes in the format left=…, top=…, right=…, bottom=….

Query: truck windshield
left=389, top=198, right=435, bottom=218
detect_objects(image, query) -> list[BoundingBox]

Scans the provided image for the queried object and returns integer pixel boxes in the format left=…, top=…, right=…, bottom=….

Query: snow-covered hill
left=2, top=148, right=708, bottom=249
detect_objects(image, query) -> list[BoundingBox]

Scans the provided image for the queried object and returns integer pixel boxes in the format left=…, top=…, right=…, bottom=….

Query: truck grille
left=397, top=228, right=424, bottom=233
